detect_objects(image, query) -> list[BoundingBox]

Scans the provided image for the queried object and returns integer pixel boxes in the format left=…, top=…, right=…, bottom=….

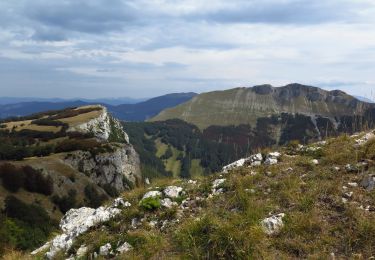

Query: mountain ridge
left=150, top=83, right=375, bottom=129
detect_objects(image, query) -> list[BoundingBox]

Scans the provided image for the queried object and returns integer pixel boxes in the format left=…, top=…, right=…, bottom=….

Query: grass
left=155, top=139, right=182, bottom=177
left=5, top=125, right=375, bottom=258
left=3, top=120, right=61, bottom=133
left=190, top=159, right=204, bottom=178
left=58, top=109, right=102, bottom=126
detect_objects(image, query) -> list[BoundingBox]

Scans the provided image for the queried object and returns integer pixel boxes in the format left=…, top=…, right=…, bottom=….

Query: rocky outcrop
left=32, top=198, right=131, bottom=259
left=222, top=152, right=280, bottom=172
left=64, top=144, right=140, bottom=193
left=67, top=105, right=129, bottom=143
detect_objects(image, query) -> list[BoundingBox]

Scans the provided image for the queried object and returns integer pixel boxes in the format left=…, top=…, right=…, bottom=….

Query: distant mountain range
left=0, top=97, right=147, bottom=106
left=0, top=93, right=197, bottom=121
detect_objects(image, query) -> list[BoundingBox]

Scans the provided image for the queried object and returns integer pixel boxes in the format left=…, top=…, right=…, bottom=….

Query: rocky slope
left=0, top=105, right=141, bottom=222
left=28, top=129, right=375, bottom=259
left=150, top=83, right=375, bottom=130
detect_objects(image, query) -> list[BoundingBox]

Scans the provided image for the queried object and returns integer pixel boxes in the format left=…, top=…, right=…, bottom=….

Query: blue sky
left=0, top=0, right=375, bottom=99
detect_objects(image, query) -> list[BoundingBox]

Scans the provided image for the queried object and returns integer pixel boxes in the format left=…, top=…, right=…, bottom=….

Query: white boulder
left=311, top=159, right=319, bottom=165
left=142, top=190, right=162, bottom=200
left=161, top=198, right=177, bottom=208
left=222, top=153, right=263, bottom=173
left=164, top=186, right=183, bottom=198
left=222, top=158, right=246, bottom=173
left=212, top=178, right=226, bottom=189
left=99, top=243, right=112, bottom=256
left=117, top=242, right=132, bottom=254
left=261, top=213, right=285, bottom=235
left=264, top=152, right=281, bottom=165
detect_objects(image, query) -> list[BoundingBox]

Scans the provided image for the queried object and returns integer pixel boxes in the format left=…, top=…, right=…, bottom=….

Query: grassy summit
left=150, top=84, right=375, bottom=130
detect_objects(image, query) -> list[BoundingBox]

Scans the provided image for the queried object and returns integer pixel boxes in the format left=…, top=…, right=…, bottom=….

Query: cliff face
left=64, top=144, right=140, bottom=193
left=63, top=105, right=140, bottom=191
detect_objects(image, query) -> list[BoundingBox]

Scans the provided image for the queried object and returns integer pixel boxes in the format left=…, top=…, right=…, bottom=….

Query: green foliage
left=0, top=163, right=53, bottom=195
left=0, top=163, right=25, bottom=192
left=175, top=214, right=264, bottom=259
left=0, top=196, right=56, bottom=251
left=52, top=189, right=77, bottom=213
left=102, top=183, right=120, bottom=197
left=180, top=155, right=191, bottom=179
left=139, top=197, right=161, bottom=211
left=84, top=184, right=107, bottom=208
left=23, top=166, right=54, bottom=195
left=108, top=116, right=127, bottom=143
left=160, top=146, right=173, bottom=160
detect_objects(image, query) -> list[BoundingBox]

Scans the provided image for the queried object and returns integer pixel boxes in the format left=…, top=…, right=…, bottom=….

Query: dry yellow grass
left=58, top=109, right=102, bottom=126
left=3, top=120, right=61, bottom=133
left=1, top=249, right=32, bottom=260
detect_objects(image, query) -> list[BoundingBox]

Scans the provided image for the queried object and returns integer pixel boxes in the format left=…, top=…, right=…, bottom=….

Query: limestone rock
left=264, top=152, right=281, bottom=165
left=142, top=190, right=162, bottom=200
left=34, top=197, right=128, bottom=259
left=261, top=213, right=285, bottom=235
left=164, top=186, right=183, bottom=198
left=99, top=243, right=112, bottom=256
left=67, top=105, right=128, bottom=142
left=361, top=175, right=375, bottom=191
left=117, top=242, right=132, bottom=254
left=161, top=198, right=177, bottom=208
left=222, top=153, right=263, bottom=173
left=212, top=178, right=226, bottom=195
left=64, top=144, right=141, bottom=193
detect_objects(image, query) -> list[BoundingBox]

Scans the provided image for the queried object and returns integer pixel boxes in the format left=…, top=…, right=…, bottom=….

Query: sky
left=0, top=0, right=375, bottom=99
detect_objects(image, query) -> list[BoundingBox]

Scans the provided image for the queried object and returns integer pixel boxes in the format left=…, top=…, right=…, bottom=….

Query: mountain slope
left=29, top=129, right=375, bottom=259
left=0, top=105, right=141, bottom=253
left=111, top=92, right=197, bottom=121
left=150, top=84, right=374, bottom=129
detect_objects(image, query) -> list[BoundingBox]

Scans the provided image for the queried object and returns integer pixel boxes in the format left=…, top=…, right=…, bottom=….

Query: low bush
left=84, top=184, right=107, bottom=208
left=0, top=164, right=54, bottom=195
left=0, top=163, right=25, bottom=192
left=0, top=196, right=56, bottom=251
left=139, top=197, right=161, bottom=211
left=52, top=189, right=77, bottom=213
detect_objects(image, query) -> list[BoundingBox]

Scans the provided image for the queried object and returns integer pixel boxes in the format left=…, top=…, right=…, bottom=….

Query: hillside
left=0, top=105, right=141, bottom=254
left=150, top=84, right=375, bottom=130
left=26, top=129, right=375, bottom=259
left=0, top=93, right=197, bottom=121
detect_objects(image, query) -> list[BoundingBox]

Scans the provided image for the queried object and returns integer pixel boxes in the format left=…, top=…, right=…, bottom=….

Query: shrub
left=23, top=166, right=54, bottom=196
left=0, top=163, right=25, bottom=192
left=1, top=196, right=56, bottom=251
left=52, top=189, right=77, bottom=213
left=102, top=183, right=120, bottom=198
left=139, top=197, right=161, bottom=211
left=84, top=184, right=107, bottom=208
